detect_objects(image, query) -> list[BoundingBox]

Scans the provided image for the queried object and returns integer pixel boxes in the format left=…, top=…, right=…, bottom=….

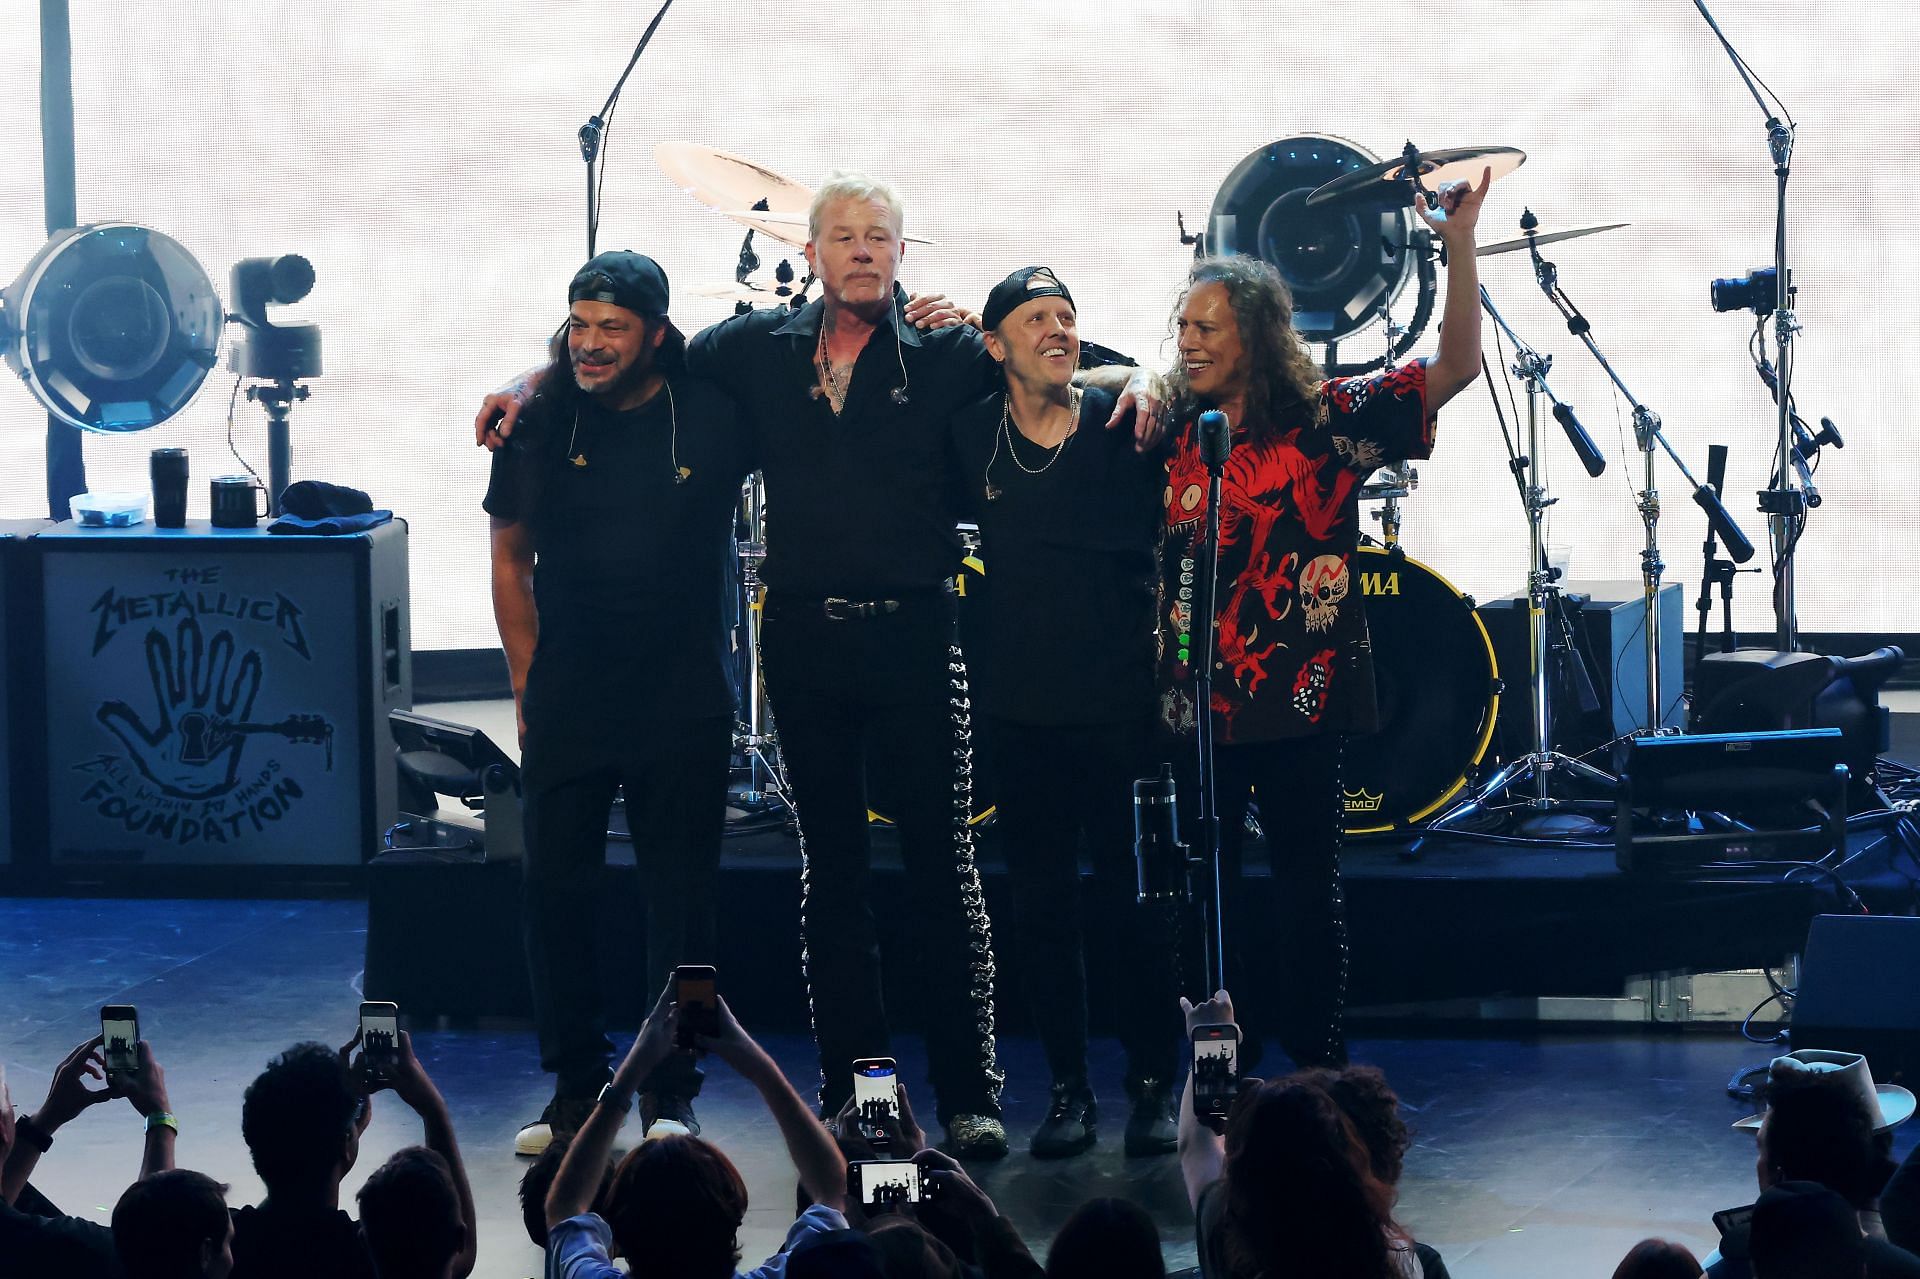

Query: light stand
left=1413, top=286, right=1613, bottom=849
left=1692, top=0, right=1801, bottom=649
left=1526, top=215, right=1754, bottom=730
left=579, top=0, right=678, bottom=257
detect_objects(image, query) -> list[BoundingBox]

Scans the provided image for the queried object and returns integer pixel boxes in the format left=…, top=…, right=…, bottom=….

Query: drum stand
left=1410, top=289, right=1615, bottom=850
left=732, top=473, right=790, bottom=815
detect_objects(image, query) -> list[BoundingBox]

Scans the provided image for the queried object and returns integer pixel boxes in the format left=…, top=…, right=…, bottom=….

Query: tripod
left=1412, top=287, right=1614, bottom=848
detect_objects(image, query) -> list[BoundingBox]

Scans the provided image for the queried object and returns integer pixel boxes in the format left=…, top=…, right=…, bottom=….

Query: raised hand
left=1416, top=165, right=1492, bottom=245
left=37, top=1036, right=113, bottom=1129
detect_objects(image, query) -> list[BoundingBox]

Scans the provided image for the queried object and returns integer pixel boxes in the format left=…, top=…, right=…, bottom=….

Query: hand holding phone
left=1191, top=1023, right=1241, bottom=1127
left=101, top=1006, right=140, bottom=1083
left=672, top=966, right=719, bottom=1051
left=849, top=1159, right=929, bottom=1208
left=851, top=1057, right=900, bottom=1149
left=360, top=1002, right=400, bottom=1082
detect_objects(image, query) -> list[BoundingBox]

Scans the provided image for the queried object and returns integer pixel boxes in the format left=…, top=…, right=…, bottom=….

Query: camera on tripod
left=1709, top=265, right=1779, bottom=315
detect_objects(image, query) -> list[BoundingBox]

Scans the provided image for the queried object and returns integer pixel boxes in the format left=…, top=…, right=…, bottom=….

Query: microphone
left=1692, top=482, right=1755, bottom=563
left=1706, top=443, right=1729, bottom=498
left=1551, top=402, right=1607, bottom=478
left=578, top=115, right=605, bottom=164
left=1133, top=764, right=1188, bottom=903
left=1198, top=410, right=1231, bottom=473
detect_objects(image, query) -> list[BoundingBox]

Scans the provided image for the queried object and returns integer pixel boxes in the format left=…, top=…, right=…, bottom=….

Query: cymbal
left=1304, top=145, right=1526, bottom=208
left=656, top=142, right=815, bottom=246
left=714, top=209, right=937, bottom=247
left=1477, top=221, right=1630, bottom=258
left=690, top=280, right=810, bottom=304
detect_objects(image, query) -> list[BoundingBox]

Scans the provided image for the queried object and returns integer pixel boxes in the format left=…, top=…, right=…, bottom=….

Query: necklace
left=984, top=385, right=1080, bottom=501
left=815, top=327, right=853, bottom=415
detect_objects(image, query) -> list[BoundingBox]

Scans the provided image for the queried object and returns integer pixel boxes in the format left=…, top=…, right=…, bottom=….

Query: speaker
left=35, top=519, right=411, bottom=867
left=1478, top=578, right=1686, bottom=758
left=1794, top=914, right=1920, bottom=1084
left=1615, top=728, right=1848, bottom=872
left=0, top=520, right=52, bottom=867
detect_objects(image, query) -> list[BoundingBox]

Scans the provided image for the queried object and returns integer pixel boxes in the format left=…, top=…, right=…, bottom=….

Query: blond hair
left=807, top=170, right=906, bottom=242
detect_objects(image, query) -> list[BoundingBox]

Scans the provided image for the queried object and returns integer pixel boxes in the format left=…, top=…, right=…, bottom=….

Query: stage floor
left=8, top=895, right=1909, bottom=1279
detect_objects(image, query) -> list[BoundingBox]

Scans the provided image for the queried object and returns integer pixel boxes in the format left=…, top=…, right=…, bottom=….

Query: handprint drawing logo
left=95, top=616, right=333, bottom=800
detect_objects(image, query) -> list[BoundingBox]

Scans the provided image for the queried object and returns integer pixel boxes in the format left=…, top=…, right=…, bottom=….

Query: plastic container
left=71, top=492, right=149, bottom=528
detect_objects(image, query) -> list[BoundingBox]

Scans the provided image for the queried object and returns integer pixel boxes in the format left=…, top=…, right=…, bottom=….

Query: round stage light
left=2, top=223, right=222, bottom=433
left=1204, top=134, right=1432, bottom=371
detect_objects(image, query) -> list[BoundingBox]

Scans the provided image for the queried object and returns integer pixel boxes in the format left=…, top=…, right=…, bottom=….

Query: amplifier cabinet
left=2, top=520, right=53, bottom=866
left=37, top=520, right=411, bottom=866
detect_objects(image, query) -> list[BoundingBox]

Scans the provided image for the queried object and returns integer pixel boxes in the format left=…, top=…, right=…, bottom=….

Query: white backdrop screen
left=0, top=1, right=1909, bottom=648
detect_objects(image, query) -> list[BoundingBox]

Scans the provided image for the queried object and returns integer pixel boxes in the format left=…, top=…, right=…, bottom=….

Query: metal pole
left=39, top=0, right=86, bottom=519
left=1638, top=424, right=1662, bottom=729
left=1523, top=376, right=1552, bottom=808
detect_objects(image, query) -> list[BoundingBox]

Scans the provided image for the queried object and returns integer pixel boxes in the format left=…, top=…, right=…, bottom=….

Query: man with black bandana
left=486, top=251, right=750, bottom=1156
left=479, top=173, right=1167, bottom=1159
left=951, top=266, right=1180, bottom=1160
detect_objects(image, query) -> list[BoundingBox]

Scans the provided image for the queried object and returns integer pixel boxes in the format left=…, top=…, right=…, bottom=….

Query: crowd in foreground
left=5, top=984, right=1920, bottom=1279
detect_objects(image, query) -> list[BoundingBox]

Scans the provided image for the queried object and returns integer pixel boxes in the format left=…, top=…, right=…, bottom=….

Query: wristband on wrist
left=144, top=1111, right=178, bottom=1135
left=15, top=1114, right=53, bottom=1153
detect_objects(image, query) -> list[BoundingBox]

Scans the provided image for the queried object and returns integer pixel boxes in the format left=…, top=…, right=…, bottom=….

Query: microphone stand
left=579, top=0, right=678, bottom=257
left=1692, top=0, right=1801, bottom=650
left=1193, top=411, right=1231, bottom=992
left=1526, top=215, right=1753, bottom=732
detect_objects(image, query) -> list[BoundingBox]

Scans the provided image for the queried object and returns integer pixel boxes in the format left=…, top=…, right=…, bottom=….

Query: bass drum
left=868, top=537, right=995, bottom=828
left=1343, top=546, right=1500, bottom=834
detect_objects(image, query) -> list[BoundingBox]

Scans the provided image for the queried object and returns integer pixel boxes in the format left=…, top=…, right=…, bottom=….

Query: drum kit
left=653, top=134, right=1723, bottom=844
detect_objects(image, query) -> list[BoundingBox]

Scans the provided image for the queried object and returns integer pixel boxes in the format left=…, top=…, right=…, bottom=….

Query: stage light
left=1, top=223, right=223, bottom=433
left=1201, top=135, right=1434, bottom=374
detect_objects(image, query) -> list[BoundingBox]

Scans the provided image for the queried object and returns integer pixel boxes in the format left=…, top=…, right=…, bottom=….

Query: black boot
left=1123, top=1077, right=1178, bottom=1157
left=1029, top=1080, right=1097, bottom=1160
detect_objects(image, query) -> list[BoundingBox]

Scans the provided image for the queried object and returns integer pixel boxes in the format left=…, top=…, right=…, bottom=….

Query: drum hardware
left=1408, top=285, right=1618, bottom=851
left=1692, top=443, right=1766, bottom=685
left=1475, top=221, right=1629, bottom=259
left=656, top=143, right=821, bottom=310
left=1304, top=143, right=1526, bottom=210
left=731, top=473, right=791, bottom=819
left=1361, top=465, right=1416, bottom=549
left=1521, top=209, right=1755, bottom=731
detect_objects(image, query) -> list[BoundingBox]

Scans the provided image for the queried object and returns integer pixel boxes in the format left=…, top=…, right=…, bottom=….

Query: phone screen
left=361, top=1002, right=399, bottom=1070
left=852, top=1059, right=899, bottom=1125
left=1192, top=1025, right=1239, bottom=1117
left=853, top=1159, right=922, bottom=1206
left=673, top=967, right=719, bottom=1043
left=102, top=1007, right=139, bottom=1076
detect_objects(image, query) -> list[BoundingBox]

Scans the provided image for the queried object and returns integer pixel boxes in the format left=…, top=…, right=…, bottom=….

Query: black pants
left=761, top=591, right=1001, bottom=1124
left=990, top=716, right=1182, bottom=1094
left=1185, top=733, right=1349, bottom=1070
left=520, top=715, right=732, bottom=1098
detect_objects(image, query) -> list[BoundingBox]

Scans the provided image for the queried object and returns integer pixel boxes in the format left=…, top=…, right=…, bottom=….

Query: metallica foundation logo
left=72, top=565, right=333, bottom=848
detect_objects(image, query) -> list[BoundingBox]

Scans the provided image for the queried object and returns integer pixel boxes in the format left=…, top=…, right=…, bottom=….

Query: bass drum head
left=1343, top=547, right=1499, bottom=833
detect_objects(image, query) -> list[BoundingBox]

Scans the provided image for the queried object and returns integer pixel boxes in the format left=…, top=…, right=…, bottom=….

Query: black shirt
left=952, top=385, right=1162, bottom=726
left=685, top=289, right=1002, bottom=597
left=230, top=1203, right=374, bottom=1279
left=483, top=375, right=751, bottom=781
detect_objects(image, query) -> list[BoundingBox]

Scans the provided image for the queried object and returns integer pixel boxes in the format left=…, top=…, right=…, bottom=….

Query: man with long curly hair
left=1157, top=172, right=1490, bottom=1071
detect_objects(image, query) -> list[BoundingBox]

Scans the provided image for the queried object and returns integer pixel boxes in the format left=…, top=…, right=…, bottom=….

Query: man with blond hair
left=478, top=171, right=1164, bottom=1157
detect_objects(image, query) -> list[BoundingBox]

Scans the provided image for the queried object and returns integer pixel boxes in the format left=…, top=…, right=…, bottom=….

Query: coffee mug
left=210, top=476, right=269, bottom=528
left=150, top=448, right=189, bottom=529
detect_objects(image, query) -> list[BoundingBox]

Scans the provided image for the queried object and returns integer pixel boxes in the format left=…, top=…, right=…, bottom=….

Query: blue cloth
left=546, top=1204, right=849, bottom=1279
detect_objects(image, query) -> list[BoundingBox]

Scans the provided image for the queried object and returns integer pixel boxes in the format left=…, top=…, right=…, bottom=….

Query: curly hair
left=240, top=1042, right=362, bottom=1191
left=1166, top=255, right=1325, bottom=438
left=1220, top=1077, right=1399, bottom=1279
left=601, top=1134, right=748, bottom=1279
left=1293, top=1064, right=1414, bottom=1189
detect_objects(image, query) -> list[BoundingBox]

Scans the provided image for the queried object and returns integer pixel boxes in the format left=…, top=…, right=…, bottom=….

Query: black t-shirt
left=685, top=290, right=1002, bottom=597
left=229, top=1203, right=374, bottom=1279
left=483, top=375, right=751, bottom=781
left=0, top=1196, right=120, bottom=1279
left=951, top=385, right=1162, bottom=726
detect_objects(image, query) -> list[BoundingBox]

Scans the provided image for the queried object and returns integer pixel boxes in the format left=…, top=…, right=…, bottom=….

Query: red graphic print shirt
left=1157, top=360, right=1435, bottom=744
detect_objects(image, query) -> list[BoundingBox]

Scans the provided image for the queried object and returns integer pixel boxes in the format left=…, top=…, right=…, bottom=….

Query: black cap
left=981, top=265, right=1074, bottom=333
left=568, top=251, right=686, bottom=360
